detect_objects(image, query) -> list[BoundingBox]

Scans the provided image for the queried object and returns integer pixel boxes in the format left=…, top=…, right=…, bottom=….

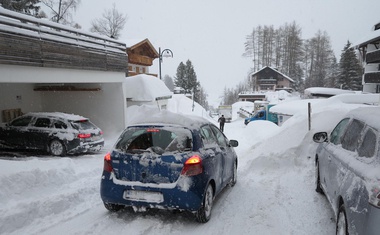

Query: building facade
left=354, top=22, right=380, bottom=93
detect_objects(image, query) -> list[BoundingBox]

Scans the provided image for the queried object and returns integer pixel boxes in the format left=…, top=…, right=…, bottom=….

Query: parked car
left=313, top=107, right=380, bottom=235
left=0, top=112, right=104, bottom=156
left=100, top=110, right=239, bottom=223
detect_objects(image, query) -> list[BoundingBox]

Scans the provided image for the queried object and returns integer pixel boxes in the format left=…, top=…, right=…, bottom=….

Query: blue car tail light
left=181, top=155, right=203, bottom=176
left=103, top=153, right=113, bottom=173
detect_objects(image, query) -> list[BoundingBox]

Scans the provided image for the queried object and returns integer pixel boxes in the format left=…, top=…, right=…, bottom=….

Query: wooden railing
left=0, top=7, right=127, bottom=72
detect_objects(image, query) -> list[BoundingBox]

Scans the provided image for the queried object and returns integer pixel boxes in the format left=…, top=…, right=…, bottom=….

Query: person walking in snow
left=218, top=115, right=226, bottom=132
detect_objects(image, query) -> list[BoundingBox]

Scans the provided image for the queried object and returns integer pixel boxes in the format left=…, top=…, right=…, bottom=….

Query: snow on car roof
left=26, top=112, right=88, bottom=121
left=346, top=106, right=380, bottom=129
left=126, top=106, right=210, bottom=129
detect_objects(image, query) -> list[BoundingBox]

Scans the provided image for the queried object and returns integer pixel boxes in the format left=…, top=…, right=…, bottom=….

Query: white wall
left=0, top=65, right=128, bottom=136
left=40, top=83, right=126, bottom=138
left=0, top=83, right=44, bottom=122
left=0, top=65, right=124, bottom=83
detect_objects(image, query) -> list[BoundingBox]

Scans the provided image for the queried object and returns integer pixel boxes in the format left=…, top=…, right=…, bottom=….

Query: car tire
left=229, top=161, right=237, bottom=187
left=195, top=184, right=214, bottom=223
left=315, top=160, right=324, bottom=194
left=103, top=202, right=124, bottom=212
left=336, top=204, right=348, bottom=235
left=49, top=139, right=66, bottom=156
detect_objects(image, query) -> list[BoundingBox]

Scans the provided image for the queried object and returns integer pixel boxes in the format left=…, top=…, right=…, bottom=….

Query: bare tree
left=41, top=0, right=81, bottom=24
left=90, top=4, right=127, bottom=39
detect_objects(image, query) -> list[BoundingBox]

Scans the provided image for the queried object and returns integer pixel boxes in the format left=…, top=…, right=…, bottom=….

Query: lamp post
left=159, top=47, right=173, bottom=80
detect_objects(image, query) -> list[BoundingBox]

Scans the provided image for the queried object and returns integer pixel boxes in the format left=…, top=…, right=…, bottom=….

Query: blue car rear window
left=115, top=126, right=193, bottom=153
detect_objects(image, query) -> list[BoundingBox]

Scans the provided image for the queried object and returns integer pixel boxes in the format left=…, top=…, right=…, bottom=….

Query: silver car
left=313, top=107, right=380, bottom=235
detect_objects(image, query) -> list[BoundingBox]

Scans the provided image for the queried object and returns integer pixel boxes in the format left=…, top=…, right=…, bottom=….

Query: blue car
left=100, top=111, right=239, bottom=222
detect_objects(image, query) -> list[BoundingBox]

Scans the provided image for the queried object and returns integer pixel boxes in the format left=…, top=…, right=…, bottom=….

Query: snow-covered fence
left=0, top=7, right=127, bottom=72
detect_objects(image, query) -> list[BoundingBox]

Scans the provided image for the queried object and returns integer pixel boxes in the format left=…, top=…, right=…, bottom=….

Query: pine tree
left=163, top=75, right=174, bottom=92
left=337, top=41, right=363, bottom=90
left=174, top=60, right=199, bottom=94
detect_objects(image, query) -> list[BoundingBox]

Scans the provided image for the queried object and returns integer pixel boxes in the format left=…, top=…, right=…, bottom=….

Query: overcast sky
left=71, top=0, right=378, bottom=106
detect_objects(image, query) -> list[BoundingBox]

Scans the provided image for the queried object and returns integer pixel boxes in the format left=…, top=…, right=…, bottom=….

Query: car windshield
left=70, top=120, right=97, bottom=130
left=115, top=126, right=193, bottom=153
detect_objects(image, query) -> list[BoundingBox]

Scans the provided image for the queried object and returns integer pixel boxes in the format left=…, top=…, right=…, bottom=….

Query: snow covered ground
left=1, top=94, right=378, bottom=235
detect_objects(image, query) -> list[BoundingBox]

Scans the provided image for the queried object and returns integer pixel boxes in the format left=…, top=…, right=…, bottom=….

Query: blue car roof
left=127, top=109, right=211, bottom=130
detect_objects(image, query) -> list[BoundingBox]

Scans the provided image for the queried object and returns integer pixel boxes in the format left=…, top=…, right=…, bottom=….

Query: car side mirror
left=229, top=139, right=239, bottom=147
left=313, top=132, right=328, bottom=143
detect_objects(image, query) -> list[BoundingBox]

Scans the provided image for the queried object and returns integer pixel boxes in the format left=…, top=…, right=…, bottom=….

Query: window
left=10, top=116, right=32, bottom=127
left=358, top=128, right=377, bottom=158
left=115, top=127, right=192, bottom=153
left=54, top=120, right=68, bottom=129
left=330, top=118, right=350, bottom=145
left=341, top=119, right=365, bottom=152
left=200, top=125, right=217, bottom=147
left=210, top=125, right=227, bottom=148
left=34, top=118, right=51, bottom=128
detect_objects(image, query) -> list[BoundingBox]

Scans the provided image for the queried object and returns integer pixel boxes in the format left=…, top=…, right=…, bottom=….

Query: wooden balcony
left=0, top=7, right=127, bottom=72
left=128, top=53, right=154, bottom=66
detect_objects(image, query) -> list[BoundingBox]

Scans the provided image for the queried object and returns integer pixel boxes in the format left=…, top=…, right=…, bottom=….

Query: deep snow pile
left=0, top=93, right=377, bottom=235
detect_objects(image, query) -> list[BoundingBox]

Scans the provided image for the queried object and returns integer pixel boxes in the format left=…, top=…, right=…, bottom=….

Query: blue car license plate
left=123, top=190, right=164, bottom=203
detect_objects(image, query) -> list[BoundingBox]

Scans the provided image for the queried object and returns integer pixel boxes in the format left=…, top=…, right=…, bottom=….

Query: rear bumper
left=100, top=171, right=206, bottom=212
left=67, top=139, right=104, bottom=154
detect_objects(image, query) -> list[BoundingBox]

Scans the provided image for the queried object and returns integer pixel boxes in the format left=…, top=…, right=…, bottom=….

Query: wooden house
left=250, top=66, right=294, bottom=92
left=126, top=39, right=159, bottom=77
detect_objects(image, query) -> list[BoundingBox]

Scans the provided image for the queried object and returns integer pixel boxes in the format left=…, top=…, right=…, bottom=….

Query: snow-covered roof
left=347, top=106, right=380, bottom=129
left=270, top=93, right=380, bottom=116
left=25, top=112, right=88, bottom=121
left=304, top=87, right=355, bottom=97
left=124, top=74, right=172, bottom=102
left=125, top=105, right=210, bottom=129
left=353, top=27, right=380, bottom=49
left=125, top=38, right=159, bottom=58
left=0, top=7, right=126, bottom=53
left=250, top=66, right=295, bottom=83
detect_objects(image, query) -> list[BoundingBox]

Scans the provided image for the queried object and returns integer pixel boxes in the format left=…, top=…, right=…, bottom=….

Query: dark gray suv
left=313, top=107, right=380, bottom=235
left=0, top=112, right=104, bottom=156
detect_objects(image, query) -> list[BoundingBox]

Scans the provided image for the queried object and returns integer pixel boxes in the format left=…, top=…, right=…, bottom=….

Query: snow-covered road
left=1, top=117, right=337, bottom=235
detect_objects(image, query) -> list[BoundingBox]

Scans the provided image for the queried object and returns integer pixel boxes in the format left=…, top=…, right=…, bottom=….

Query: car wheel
left=103, top=202, right=124, bottom=212
left=315, top=160, right=324, bottom=194
left=229, top=161, right=237, bottom=187
left=336, top=204, right=348, bottom=235
left=195, top=184, right=214, bottom=223
left=49, top=139, right=66, bottom=156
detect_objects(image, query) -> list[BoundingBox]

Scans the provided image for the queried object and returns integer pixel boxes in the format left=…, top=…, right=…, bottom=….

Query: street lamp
left=159, top=47, right=173, bottom=80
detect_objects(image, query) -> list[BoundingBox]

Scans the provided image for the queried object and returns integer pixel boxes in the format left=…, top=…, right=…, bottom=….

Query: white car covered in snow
left=313, top=106, right=380, bottom=235
left=0, top=112, right=104, bottom=156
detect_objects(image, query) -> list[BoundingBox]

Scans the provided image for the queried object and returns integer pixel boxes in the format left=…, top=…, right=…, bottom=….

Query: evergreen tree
left=174, top=60, right=199, bottom=94
left=174, top=62, right=186, bottom=90
left=325, top=56, right=339, bottom=88
left=0, top=0, right=40, bottom=15
left=337, top=41, right=363, bottom=90
left=163, top=75, right=174, bottom=92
